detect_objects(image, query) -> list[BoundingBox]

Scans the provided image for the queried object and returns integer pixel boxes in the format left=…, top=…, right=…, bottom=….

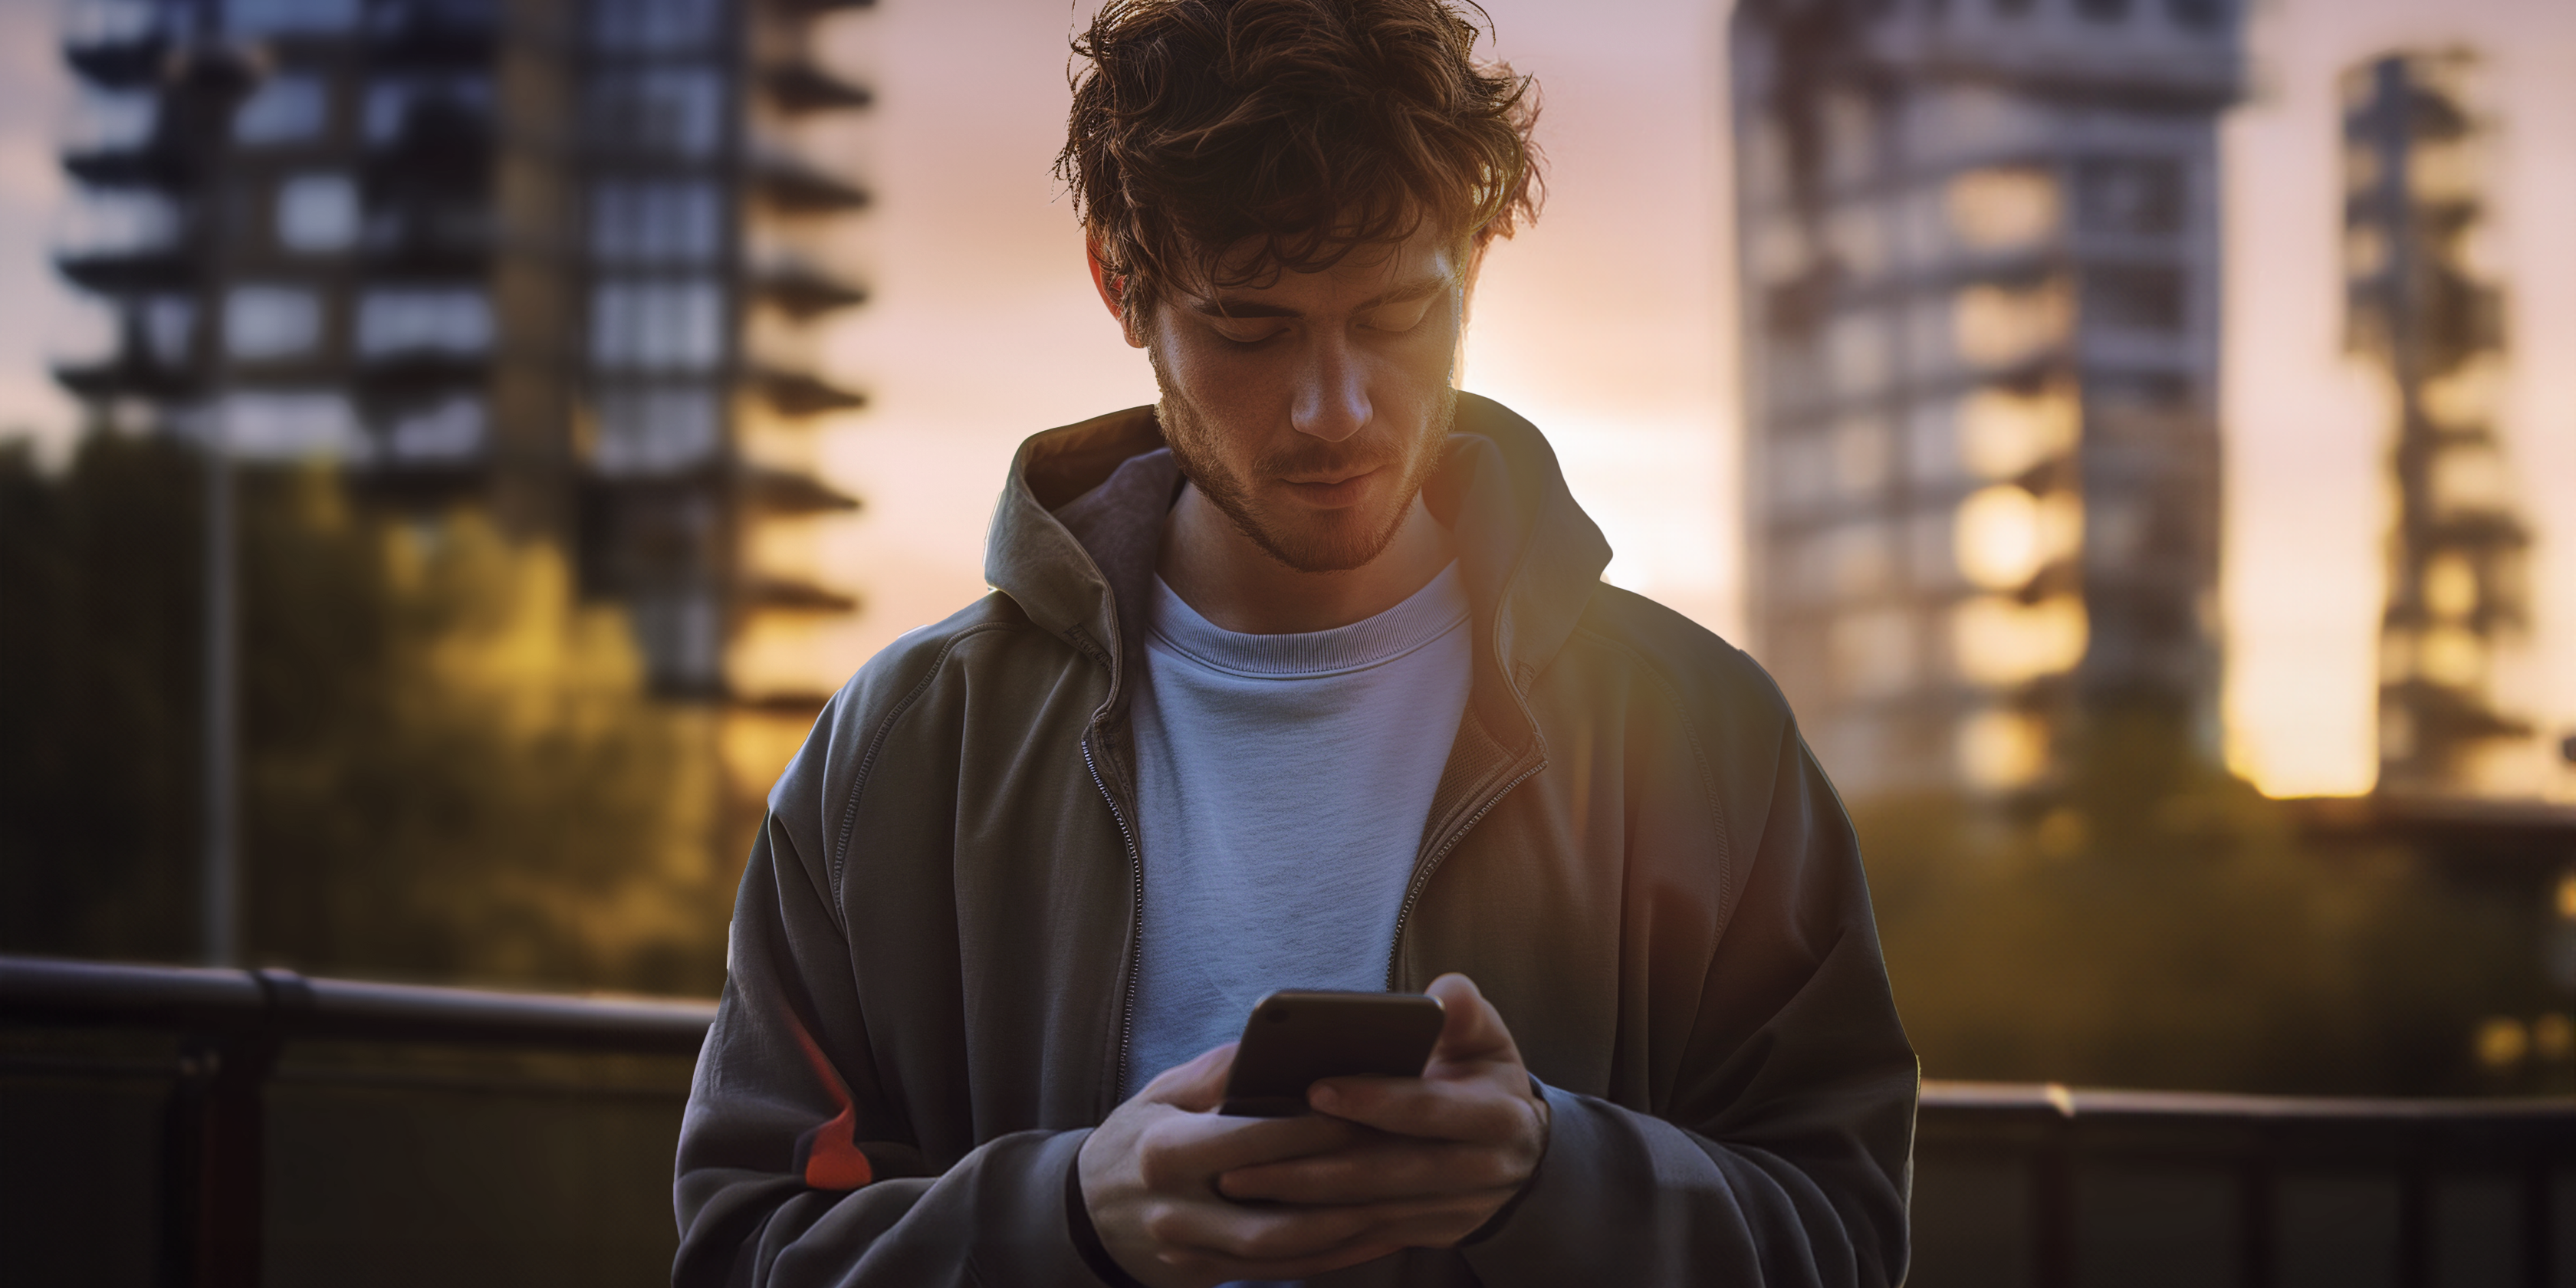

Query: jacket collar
left=983, top=393, right=1613, bottom=752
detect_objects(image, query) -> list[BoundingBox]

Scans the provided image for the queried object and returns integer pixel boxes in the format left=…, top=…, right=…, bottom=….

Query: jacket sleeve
left=1457, top=724, right=1918, bottom=1288
left=671, top=809, right=1114, bottom=1287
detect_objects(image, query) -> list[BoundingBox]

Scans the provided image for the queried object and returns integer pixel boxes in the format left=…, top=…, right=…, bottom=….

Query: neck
left=1157, top=485, right=1454, bottom=635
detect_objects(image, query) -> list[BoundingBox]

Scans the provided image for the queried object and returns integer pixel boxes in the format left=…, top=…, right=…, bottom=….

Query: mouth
left=1280, top=466, right=1381, bottom=507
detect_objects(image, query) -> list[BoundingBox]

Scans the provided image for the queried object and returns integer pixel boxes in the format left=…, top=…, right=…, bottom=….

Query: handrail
left=0, top=954, right=715, bottom=1055
left=1917, top=1078, right=2576, bottom=1125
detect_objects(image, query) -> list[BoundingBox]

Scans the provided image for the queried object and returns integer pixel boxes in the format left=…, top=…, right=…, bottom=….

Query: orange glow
left=1951, top=595, right=2088, bottom=686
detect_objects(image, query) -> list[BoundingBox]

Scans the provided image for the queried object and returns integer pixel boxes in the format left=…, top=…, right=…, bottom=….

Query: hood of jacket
left=981, top=390, right=1615, bottom=756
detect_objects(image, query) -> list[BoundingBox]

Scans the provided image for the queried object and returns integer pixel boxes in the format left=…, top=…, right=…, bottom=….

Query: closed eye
left=1360, top=295, right=1437, bottom=334
left=1207, top=320, right=1287, bottom=348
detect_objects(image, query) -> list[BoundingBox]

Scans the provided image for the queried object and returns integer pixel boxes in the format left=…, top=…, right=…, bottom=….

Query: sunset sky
left=2, top=0, right=2569, bottom=802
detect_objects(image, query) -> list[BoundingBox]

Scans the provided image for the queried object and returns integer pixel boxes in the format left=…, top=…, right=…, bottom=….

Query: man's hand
left=1079, top=1043, right=1415, bottom=1288
left=1076, top=974, right=1550, bottom=1288
left=1215, top=974, right=1549, bottom=1240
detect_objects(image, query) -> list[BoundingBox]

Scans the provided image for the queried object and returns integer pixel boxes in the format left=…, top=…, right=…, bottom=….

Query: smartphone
left=1217, top=989, right=1446, bottom=1117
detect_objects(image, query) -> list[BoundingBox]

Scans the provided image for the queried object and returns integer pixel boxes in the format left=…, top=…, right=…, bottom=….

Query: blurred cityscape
left=0, top=0, right=2571, bottom=1099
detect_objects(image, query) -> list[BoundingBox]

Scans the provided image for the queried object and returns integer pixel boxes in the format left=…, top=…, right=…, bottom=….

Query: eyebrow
left=1190, top=271, right=1456, bottom=320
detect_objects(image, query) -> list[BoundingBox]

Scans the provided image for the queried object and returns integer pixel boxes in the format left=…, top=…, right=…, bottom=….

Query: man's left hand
left=1211, top=973, right=1549, bottom=1247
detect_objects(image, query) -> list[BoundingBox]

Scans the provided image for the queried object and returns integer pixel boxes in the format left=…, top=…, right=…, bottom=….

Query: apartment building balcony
left=744, top=363, right=864, bottom=417
left=748, top=260, right=869, bottom=319
left=364, top=0, right=501, bottom=67
left=61, top=0, right=174, bottom=86
left=757, top=60, right=872, bottom=113
left=745, top=151, right=871, bottom=215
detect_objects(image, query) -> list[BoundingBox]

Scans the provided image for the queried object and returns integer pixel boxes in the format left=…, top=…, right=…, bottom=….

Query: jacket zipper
left=1080, top=730, right=1146, bottom=1106
left=1382, top=757, right=1547, bottom=990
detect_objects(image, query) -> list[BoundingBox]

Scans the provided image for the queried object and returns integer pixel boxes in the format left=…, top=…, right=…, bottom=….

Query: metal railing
left=1910, top=1082, right=2574, bottom=1288
left=5, top=954, right=2571, bottom=1288
left=2, top=955, right=711, bottom=1288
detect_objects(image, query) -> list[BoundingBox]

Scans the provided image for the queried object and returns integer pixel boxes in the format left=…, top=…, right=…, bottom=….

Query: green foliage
left=1856, top=705, right=2559, bottom=1096
left=0, top=432, right=729, bottom=994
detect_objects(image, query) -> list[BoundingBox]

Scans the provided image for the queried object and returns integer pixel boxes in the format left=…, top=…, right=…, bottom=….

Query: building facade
left=52, top=0, right=870, bottom=705
left=1728, top=0, right=2242, bottom=798
left=2341, top=51, right=2541, bottom=800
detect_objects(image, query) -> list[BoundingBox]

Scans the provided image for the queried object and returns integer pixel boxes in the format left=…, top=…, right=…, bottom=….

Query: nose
left=1288, top=330, right=1370, bottom=443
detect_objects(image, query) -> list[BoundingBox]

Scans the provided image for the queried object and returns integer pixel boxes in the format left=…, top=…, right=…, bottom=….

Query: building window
left=56, top=188, right=181, bottom=258
left=587, top=68, right=724, bottom=159
left=1950, top=594, right=2088, bottom=686
left=1820, top=90, right=1877, bottom=189
left=1831, top=414, right=1892, bottom=498
left=64, top=87, right=157, bottom=154
left=1830, top=608, right=1917, bottom=701
left=140, top=296, right=197, bottom=366
left=225, top=285, right=323, bottom=360
left=1801, top=521, right=1896, bottom=603
left=2082, top=264, right=2185, bottom=333
left=590, top=0, right=721, bottom=51
left=1952, top=278, right=2069, bottom=366
left=1770, top=432, right=1832, bottom=513
left=225, top=0, right=362, bottom=36
left=591, top=279, right=724, bottom=371
left=593, top=385, right=721, bottom=474
left=2075, top=157, right=2184, bottom=235
left=363, top=74, right=493, bottom=148
left=1954, top=484, right=2081, bottom=590
left=1825, top=312, right=1891, bottom=396
left=1957, top=708, right=2046, bottom=790
left=631, top=588, right=724, bottom=689
left=215, top=389, right=360, bottom=458
left=1957, top=384, right=2078, bottom=480
left=234, top=74, right=330, bottom=146
left=356, top=286, right=493, bottom=358
left=382, top=393, right=488, bottom=462
left=1825, top=205, right=1885, bottom=280
left=1945, top=166, right=2059, bottom=251
left=2088, top=371, right=2192, bottom=410
left=2166, top=0, right=2226, bottom=31
left=591, top=180, right=723, bottom=264
left=275, top=172, right=360, bottom=254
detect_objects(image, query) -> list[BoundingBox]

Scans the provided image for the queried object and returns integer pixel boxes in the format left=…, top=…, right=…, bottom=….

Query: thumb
left=1136, top=1040, right=1236, bottom=1112
left=1423, top=973, right=1520, bottom=1070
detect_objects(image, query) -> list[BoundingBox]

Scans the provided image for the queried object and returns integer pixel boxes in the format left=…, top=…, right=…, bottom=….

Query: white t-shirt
left=1120, top=561, right=1474, bottom=1099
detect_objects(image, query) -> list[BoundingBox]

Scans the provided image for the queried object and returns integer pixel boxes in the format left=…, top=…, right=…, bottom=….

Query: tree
left=1, top=432, right=731, bottom=995
left=1854, top=704, right=2557, bottom=1096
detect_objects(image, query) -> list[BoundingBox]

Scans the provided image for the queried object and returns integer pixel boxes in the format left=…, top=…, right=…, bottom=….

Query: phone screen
left=1217, top=990, right=1445, bottom=1117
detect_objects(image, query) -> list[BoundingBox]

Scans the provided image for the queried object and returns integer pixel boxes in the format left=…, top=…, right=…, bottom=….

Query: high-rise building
left=51, top=0, right=871, bottom=706
left=2341, top=50, right=2537, bottom=800
left=1727, top=0, right=2242, bottom=798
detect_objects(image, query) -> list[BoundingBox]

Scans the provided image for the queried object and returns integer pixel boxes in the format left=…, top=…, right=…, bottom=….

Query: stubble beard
left=1150, top=354, right=1454, bottom=575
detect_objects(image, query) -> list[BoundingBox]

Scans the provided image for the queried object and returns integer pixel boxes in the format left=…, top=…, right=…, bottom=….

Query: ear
left=1085, top=242, right=1148, bottom=350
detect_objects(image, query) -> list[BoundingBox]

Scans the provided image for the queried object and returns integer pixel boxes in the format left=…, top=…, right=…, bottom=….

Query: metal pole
left=202, top=397, right=235, bottom=967
left=167, top=35, right=265, bottom=969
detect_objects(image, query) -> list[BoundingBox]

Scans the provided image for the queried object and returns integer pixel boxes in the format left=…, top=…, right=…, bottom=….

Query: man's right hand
left=1077, top=1043, right=1428, bottom=1288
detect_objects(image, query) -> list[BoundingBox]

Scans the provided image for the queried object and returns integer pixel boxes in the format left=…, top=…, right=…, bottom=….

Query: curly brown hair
left=1058, top=0, right=1543, bottom=324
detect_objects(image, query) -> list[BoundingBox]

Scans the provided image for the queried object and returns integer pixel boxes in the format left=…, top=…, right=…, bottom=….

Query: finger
left=1420, top=973, right=1523, bottom=1070
left=1218, top=1138, right=1526, bottom=1204
left=1135, top=1042, right=1236, bottom=1112
left=1309, top=1070, right=1536, bottom=1145
left=1140, top=1109, right=1375, bottom=1184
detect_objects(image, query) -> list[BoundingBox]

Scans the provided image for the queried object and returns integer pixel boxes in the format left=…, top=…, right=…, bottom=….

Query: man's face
left=1135, top=223, right=1464, bottom=574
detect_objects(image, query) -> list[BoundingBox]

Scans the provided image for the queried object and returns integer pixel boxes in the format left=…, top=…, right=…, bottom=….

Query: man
left=674, top=2, right=1916, bottom=1284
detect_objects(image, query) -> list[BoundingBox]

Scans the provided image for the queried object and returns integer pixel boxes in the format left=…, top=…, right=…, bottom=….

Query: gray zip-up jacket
left=673, top=394, right=1917, bottom=1286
